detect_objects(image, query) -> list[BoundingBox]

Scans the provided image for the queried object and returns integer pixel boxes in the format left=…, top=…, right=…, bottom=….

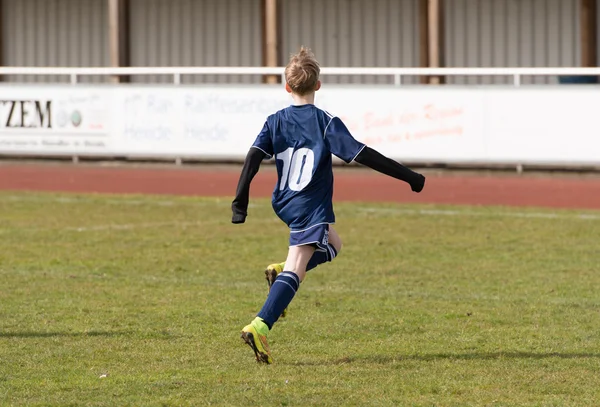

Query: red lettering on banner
left=423, top=104, right=463, bottom=121
left=364, top=112, right=394, bottom=130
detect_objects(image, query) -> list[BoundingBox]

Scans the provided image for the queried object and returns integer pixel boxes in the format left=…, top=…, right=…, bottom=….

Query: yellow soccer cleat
left=265, top=262, right=287, bottom=317
left=240, top=319, right=273, bottom=364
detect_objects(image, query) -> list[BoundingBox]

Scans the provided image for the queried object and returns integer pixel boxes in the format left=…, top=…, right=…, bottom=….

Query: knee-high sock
left=257, top=271, right=300, bottom=328
left=306, top=244, right=338, bottom=272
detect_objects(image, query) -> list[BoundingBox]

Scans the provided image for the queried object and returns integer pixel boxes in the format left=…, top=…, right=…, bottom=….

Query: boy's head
left=284, top=46, right=321, bottom=96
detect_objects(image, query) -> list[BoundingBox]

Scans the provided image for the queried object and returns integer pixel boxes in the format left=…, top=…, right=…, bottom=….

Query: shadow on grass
left=291, top=352, right=600, bottom=366
left=0, top=330, right=180, bottom=339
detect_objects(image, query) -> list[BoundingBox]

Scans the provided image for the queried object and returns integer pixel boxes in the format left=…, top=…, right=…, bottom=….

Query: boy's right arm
left=232, top=120, right=274, bottom=224
left=231, top=147, right=267, bottom=224
left=354, top=146, right=425, bottom=192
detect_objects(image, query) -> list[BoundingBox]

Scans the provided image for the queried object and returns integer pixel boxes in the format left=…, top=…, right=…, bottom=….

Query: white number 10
left=276, top=147, right=315, bottom=191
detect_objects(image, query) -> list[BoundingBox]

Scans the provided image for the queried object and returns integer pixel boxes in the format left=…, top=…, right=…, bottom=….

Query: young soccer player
left=232, top=47, right=426, bottom=364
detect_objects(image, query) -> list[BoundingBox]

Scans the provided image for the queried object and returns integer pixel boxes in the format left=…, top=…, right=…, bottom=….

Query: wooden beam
left=262, top=0, right=279, bottom=84
left=119, top=0, right=130, bottom=82
left=427, top=0, right=443, bottom=84
left=261, top=0, right=266, bottom=82
left=581, top=0, right=597, bottom=67
left=108, top=0, right=119, bottom=83
left=439, top=0, right=445, bottom=77
left=419, top=0, right=429, bottom=84
left=108, top=0, right=130, bottom=83
left=0, top=1, right=4, bottom=82
left=276, top=0, right=284, bottom=72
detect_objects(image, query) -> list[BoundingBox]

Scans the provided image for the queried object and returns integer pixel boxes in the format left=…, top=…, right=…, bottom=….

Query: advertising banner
left=1, top=84, right=598, bottom=166
left=0, top=86, right=113, bottom=154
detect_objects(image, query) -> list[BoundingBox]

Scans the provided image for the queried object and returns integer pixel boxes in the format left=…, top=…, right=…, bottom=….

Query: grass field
left=1, top=191, right=599, bottom=406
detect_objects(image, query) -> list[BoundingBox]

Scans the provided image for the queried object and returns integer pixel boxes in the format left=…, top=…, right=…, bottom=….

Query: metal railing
left=1, top=67, right=600, bottom=86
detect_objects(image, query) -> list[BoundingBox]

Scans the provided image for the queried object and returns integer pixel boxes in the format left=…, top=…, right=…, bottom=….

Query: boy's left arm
left=354, top=146, right=425, bottom=192
left=231, top=147, right=267, bottom=224
left=325, top=116, right=425, bottom=193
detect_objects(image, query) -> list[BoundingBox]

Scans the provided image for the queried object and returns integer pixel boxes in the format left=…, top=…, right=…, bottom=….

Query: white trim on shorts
left=289, top=240, right=326, bottom=251
left=289, top=222, right=334, bottom=234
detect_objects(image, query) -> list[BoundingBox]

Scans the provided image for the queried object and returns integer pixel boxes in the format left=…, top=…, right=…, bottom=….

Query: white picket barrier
left=1, top=67, right=600, bottom=169
left=2, top=66, right=600, bottom=86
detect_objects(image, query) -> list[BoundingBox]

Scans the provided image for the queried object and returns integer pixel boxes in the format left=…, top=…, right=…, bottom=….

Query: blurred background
left=0, top=0, right=597, bottom=84
left=1, top=0, right=599, bottom=169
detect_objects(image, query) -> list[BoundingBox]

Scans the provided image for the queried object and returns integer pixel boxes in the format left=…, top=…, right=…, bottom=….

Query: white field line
left=3, top=194, right=599, bottom=225
left=64, top=216, right=280, bottom=232
left=0, top=220, right=215, bottom=233
left=358, top=207, right=600, bottom=221
left=0, top=194, right=266, bottom=209
left=0, top=195, right=228, bottom=207
left=0, top=217, right=281, bottom=233
left=0, top=195, right=273, bottom=233
left=64, top=220, right=207, bottom=232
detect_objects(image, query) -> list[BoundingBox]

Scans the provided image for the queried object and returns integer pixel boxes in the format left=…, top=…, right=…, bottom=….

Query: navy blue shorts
left=289, top=223, right=335, bottom=258
left=289, top=223, right=330, bottom=249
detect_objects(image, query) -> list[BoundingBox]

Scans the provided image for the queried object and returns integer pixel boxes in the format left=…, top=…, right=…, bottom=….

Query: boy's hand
left=411, top=174, right=425, bottom=193
left=232, top=213, right=246, bottom=224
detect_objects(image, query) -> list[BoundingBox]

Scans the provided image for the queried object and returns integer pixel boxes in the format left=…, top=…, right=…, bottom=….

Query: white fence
left=1, top=67, right=600, bottom=169
left=2, top=66, right=600, bottom=85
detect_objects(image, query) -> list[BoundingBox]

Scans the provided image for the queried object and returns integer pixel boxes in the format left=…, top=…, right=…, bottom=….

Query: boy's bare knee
left=333, top=240, right=343, bottom=255
left=328, top=226, right=343, bottom=254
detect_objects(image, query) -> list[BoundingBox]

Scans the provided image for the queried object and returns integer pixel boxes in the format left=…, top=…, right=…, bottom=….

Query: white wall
left=1, top=83, right=599, bottom=168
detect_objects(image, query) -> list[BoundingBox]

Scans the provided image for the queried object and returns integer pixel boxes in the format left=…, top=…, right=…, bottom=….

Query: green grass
left=1, top=191, right=599, bottom=406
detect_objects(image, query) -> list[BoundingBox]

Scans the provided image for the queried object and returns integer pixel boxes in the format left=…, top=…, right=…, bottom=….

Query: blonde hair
left=284, top=46, right=320, bottom=96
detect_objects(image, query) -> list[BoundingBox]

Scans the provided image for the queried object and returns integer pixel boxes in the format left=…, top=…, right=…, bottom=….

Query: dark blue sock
left=306, top=251, right=328, bottom=272
left=306, top=245, right=338, bottom=271
left=257, top=271, right=300, bottom=328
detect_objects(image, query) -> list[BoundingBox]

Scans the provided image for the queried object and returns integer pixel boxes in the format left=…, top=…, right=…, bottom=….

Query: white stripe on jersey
left=250, top=145, right=272, bottom=158
left=323, top=109, right=336, bottom=138
left=323, top=117, right=334, bottom=139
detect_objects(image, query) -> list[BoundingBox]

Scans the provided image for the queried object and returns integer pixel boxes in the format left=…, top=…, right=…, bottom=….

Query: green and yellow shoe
left=240, top=318, right=273, bottom=364
left=265, top=262, right=287, bottom=318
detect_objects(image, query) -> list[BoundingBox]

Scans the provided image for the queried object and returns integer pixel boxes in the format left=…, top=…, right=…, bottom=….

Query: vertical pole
left=513, top=74, right=521, bottom=87
left=108, top=0, right=130, bottom=83
left=263, top=0, right=279, bottom=84
left=419, top=0, right=429, bottom=84
left=581, top=0, right=598, bottom=68
left=108, top=0, right=120, bottom=84
left=0, top=1, right=4, bottom=82
left=428, top=0, right=444, bottom=84
left=119, top=0, right=131, bottom=82
left=438, top=0, right=445, bottom=83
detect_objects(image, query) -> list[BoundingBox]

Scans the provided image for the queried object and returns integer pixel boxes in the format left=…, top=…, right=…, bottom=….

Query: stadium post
left=581, top=0, right=598, bottom=68
left=427, top=0, right=444, bottom=85
left=419, top=0, right=428, bottom=84
left=0, top=3, right=3, bottom=82
left=262, top=0, right=279, bottom=84
left=108, top=0, right=130, bottom=83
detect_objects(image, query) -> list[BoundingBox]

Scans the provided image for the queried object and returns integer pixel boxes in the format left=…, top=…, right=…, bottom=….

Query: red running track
left=1, top=164, right=600, bottom=210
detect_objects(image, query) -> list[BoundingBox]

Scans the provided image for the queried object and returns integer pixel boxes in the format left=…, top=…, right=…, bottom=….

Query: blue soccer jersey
left=252, top=104, right=365, bottom=231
